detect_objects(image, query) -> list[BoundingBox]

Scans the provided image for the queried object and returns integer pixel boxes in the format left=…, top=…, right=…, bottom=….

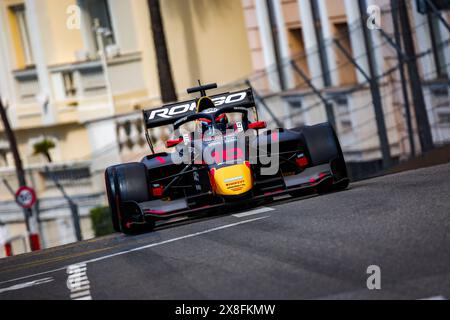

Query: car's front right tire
left=105, top=162, right=152, bottom=234
left=105, top=166, right=121, bottom=232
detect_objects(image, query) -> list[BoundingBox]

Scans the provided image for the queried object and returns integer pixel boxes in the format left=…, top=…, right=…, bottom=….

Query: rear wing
left=143, top=88, right=255, bottom=129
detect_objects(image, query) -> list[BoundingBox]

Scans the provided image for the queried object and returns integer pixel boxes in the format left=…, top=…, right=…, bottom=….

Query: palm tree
left=147, top=0, right=178, bottom=103
left=33, top=138, right=55, bottom=163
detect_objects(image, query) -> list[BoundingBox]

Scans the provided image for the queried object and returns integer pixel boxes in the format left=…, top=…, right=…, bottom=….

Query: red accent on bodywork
left=166, top=138, right=183, bottom=148
left=309, top=172, right=329, bottom=184
left=211, top=147, right=244, bottom=163
left=215, top=114, right=226, bottom=122
left=264, top=188, right=284, bottom=196
left=151, top=185, right=164, bottom=197
left=146, top=210, right=166, bottom=215
left=155, top=156, right=166, bottom=164
left=209, top=168, right=216, bottom=191
left=271, top=131, right=279, bottom=142
left=248, top=121, right=267, bottom=130
left=296, top=156, right=309, bottom=168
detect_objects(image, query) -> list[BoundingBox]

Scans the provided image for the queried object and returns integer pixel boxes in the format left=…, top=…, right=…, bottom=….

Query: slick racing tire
left=105, top=166, right=121, bottom=232
left=301, top=123, right=340, bottom=166
left=290, top=123, right=349, bottom=196
left=301, top=122, right=349, bottom=193
left=107, top=162, right=152, bottom=234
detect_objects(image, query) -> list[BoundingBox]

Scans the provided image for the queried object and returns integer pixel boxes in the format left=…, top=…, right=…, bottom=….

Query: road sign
left=15, top=186, right=37, bottom=209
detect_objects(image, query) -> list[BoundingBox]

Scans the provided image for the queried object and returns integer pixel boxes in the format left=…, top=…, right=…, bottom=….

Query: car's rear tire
left=302, top=123, right=349, bottom=193
left=290, top=123, right=349, bottom=196
left=106, top=162, right=152, bottom=234
left=301, top=123, right=339, bottom=165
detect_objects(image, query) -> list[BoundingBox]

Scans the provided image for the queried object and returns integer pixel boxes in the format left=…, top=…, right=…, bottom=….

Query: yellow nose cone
left=213, top=164, right=253, bottom=196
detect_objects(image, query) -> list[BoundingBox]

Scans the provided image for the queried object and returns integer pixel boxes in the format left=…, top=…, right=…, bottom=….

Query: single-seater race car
left=105, top=83, right=349, bottom=234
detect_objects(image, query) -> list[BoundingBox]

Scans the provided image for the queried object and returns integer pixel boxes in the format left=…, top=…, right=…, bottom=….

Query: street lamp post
left=94, top=19, right=115, bottom=115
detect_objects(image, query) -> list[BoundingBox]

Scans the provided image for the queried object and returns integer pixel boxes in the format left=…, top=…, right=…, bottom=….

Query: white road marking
left=0, top=277, right=54, bottom=294
left=67, top=263, right=92, bottom=300
left=0, top=216, right=270, bottom=286
left=75, top=295, right=93, bottom=300
left=233, top=207, right=274, bottom=218
left=420, top=295, right=447, bottom=300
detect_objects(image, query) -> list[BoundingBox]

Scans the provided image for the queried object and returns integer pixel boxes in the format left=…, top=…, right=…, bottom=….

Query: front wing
left=125, top=160, right=347, bottom=226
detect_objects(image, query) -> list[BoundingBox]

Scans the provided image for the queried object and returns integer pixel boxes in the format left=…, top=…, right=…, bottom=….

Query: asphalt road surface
left=1, top=163, right=449, bottom=300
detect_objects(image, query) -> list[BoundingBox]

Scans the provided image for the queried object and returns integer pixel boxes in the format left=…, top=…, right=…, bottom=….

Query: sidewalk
left=387, top=144, right=450, bottom=175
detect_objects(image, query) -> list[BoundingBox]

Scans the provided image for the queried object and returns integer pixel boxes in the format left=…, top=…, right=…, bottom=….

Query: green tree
left=90, top=206, right=114, bottom=237
left=33, top=138, right=55, bottom=163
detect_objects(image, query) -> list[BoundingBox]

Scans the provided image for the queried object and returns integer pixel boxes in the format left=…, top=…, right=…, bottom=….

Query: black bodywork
left=105, top=84, right=349, bottom=234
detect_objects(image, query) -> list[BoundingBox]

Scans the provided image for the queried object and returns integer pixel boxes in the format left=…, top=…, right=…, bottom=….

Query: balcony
left=12, top=52, right=149, bottom=127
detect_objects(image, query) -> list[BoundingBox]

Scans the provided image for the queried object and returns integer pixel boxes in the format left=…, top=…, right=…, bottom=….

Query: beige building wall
left=0, top=0, right=254, bottom=252
left=162, top=0, right=253, bottom=97
left=242, top=0, right=359, bottom=89
left=16, top=123, right=91, bottom=165
left=239, top=0, right=450, bottom=162
left=242, top=0, right=265, bottom=73
left=39, top=0, right=84, bottom=66
left=1, top=0, right=254, bottom=162
left=110, top=0, right=160, bottom=103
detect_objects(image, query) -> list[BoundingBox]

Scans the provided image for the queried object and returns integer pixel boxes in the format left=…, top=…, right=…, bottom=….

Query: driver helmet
left=196, top=96, right=228, bottom=131
left=214, top=113, right=228, bottom=131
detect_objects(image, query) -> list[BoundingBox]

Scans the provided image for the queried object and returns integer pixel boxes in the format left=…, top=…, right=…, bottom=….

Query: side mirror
left=166, top=138, right=183, bottom=148
left=248, top=121, right=267, bottom=130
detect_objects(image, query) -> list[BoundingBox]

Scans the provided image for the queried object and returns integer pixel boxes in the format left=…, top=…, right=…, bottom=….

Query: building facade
left=241, top=0, right=450, bottom=164
left=0, top=0, right=253, bottom=255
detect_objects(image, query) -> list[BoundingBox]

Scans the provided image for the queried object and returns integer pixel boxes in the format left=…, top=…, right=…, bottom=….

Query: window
left=40, top=167, right=91, bottom=187
left=9, top=4, right=34, bottom=66
left=0, top=140, right=10, bottom=167
left=79, top=0, right=115, bottom=53
left=427, top=13, right=448, bottom=78
left=431, top=86, right=449, bottom=97
left=334, top=23, right=357, bottom=86
left=62, top=72, right=77, bottom=97
left=431, top=86, right=450, bottom=124
left=285, top=96, right=305, bottom=127
left=437, top=112, right=450, bottom=124
left=288, top=28, right=310, bottom=89
left=333, top=95, right=353, bottom=133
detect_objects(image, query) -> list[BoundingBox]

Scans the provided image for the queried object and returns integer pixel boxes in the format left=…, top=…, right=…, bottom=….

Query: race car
left=105, top=83, right=349, bottom=234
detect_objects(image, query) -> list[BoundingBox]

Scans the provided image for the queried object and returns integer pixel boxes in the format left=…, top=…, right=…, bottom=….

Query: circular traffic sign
left=15, top=186, right=37, bottom=209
